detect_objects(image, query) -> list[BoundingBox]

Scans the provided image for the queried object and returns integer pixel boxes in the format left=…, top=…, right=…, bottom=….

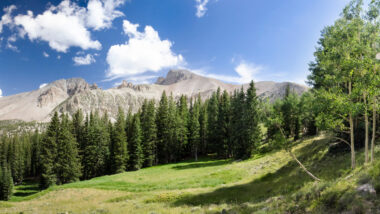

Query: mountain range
left=0, top=70, right=308, bottom=122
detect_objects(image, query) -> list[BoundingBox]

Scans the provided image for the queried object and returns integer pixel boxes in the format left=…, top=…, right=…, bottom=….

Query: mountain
left=0, top=70, right=308, bottom=122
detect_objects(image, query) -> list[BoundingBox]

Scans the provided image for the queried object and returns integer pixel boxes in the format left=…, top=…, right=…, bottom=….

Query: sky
left=0, top=0, right=351, bottom=96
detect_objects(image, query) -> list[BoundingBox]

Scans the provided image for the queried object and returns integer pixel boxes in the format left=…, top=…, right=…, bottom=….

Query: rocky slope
left=0, top=70, right=308, bottom=122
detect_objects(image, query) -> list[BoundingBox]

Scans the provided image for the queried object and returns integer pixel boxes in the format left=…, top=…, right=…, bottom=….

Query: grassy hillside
left=1, top=134, right=379, bottom=213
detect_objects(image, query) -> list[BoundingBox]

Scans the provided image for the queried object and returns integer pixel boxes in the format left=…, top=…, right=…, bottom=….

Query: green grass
left=3, top=134, right=380, bottom=213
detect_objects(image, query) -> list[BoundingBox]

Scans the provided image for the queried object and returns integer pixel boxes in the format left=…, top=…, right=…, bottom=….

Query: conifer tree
left=167, top=95, right=180, bottom=162
left=140, top=100, right=157, bottom=167
left=128, top=114, right=144, bottom=170
left=110, top=108, right=128, bottom=173
left=199, top=97, right=208, bottom=155
left=177, top=95, right=189, bottom=158
left=216, top=90, right=231, bottom=158
left=156, top=91, right=170, bottom=164
left=231, top=88, right=246, bottom=159
left=207, top=90, right=220, bottom=154
left=56, top=114, right=81, bottom=184
left=40, top=112, right=60, bottom=189
left=189, top=97, right=201, bottom=161
left=242, top=81, right=261, bottom=159
left=0, top=163, right=13, bottom=201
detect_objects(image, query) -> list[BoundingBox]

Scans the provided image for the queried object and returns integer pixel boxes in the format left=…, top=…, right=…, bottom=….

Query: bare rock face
left=155, top=69, right=196, bottom=85
left=0, top=70, right=308, bottom=122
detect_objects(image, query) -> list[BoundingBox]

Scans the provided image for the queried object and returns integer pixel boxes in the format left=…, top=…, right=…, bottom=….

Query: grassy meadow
left=1, top=134, right=379, bottom=213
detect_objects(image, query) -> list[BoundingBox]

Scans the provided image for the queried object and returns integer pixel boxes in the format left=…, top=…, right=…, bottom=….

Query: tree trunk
left=364, top=93, right=369, bottom=164
left=288, top=149, right=321, bottom=181
left=349, top=81, right=356, bottom=169
left=371, top=98, right=377, bottom=164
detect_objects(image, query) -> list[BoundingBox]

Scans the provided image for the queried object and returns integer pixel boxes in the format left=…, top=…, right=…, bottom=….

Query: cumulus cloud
left=0, top=88, right=2, bottom=97
left=73, top=53, right=96, bottom=65
left=4, top=0, right=125, bottom=52
left=14, top=1, right=101, bottom=52
left=39, top=83, right=48, bottom=89
left=6, top=34, right=18, bottom=51
left=191, top=61, right=263, bottom=84
left=86, top=0, right=125, bottom=30
left=0, top=5, right=16, bottom=33
left=106, top=20, right=184, bottom=79
left=195, top=0, right=209, bottom=18
left=43, top=51, right=49, bottom=57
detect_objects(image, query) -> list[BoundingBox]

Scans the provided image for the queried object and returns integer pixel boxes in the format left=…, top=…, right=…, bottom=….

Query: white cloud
left=86, top=0, right=125, bottom=30
left=190, top=61, right=263, bottom=84
left=9, top=0, right=125, bottom=52
left=195, top=0, right=209, bottom=18
left=39, top=83, right=48, bottom=89
left=73, top=53, right=96, bottom=65
left=43, top=51, right=49, bottom=57
left=14, top=1, right=101, bottom=52
left=0, top=5, right=16, bottom=33
left=0, top=88, right=2, bottom=97
left=57, top=55, right=61, bottom=59
left=6, top=35, right=18, bottom=52
left=106, top=20, right=184, bottom=79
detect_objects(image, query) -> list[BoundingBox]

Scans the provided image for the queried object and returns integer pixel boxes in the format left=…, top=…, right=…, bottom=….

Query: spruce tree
left=231, top=88, right=246, bottom=159
left=177, top=95, right=189, bottom=159
left=189, top=97, right=201, bottom=161
left=242, top=81, right=261, bottom=159
left=56, top=114, right=81, bottom=184
left=216, top=90, right=231, bottom=158
left=140, top=100, right=157, bottom=167
left=156, top=91, right=170, bottom=164
left=128, top=114, right=144, bottom=170
left=0, top=163, right=13, bottom=201
left=40, top=112, right=60, bottom=189
left=111, top=108, right=128, bottom=173
left=207, top=90, right=220, bottom=154
left=199, top=97, right=208, bottom=156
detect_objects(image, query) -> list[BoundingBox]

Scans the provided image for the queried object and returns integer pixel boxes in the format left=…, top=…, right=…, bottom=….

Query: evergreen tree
left=140, top=100, right=157, bottom=167
left=199, top=97, right=208, bottom=155
left=216, top=90, right=231, bottom=158
left=156, top=91, right=170, bottom=164
left=177, top=95, right=189, bottom=159
left=231, top=88, right=246, bottom=159
left=40, top=112, right=60, bottom=189
left=167, top=95, right=180, bottom=162
left=242, top=81, right=261, bottom=159
left=189, top=97, right=201, bottom=161
left=0, top=163, right=13, bottom=201
left=110, top=108, right=128, bottom=173
left=56, top=114, right=81, bottom=184
left=207, top=89, right=220, bottom=154
left=128, top=114, right=144, bottom=170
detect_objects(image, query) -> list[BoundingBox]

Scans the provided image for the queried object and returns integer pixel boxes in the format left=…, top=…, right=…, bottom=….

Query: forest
left=0, top=0, right=379, bottom=209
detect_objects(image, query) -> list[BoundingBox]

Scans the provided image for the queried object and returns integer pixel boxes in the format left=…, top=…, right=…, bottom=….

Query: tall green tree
left=216, top=90, right=231, bottom=158
left=140, top=99, right=157, bottom=167
left=128, top=114, right=144, bottom=170
left=189, top=97, right=200, bottom=161
left=110, top=108, right=128, bottom=173
left=156, top=91, right=170, bottom=164
left=0, top=163, right=13, bottom=201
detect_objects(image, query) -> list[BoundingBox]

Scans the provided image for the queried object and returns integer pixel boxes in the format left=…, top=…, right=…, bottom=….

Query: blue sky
left=0, top=0, right=351, bottom=96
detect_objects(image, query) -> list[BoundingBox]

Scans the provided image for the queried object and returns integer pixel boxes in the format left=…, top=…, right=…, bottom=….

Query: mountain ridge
left=0, top=70, right=308, bottom=122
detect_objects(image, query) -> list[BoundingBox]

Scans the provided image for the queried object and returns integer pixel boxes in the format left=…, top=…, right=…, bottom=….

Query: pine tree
left=56, top=114, right=81, bottom=184
left=0, top=163, right=13, bottom=201
left=128, top=114, right=144, bottom=170
left=111, top=108, right=128, bottom=173
left=156, top=91, right=170, bottom=164
left=199, top=97, right=208, bottom=156
left=40, top=112, right=60, bottom=189
left=177, top=95, right=189, bottom=159
left=140, top=100, right=157, bottom=167
left=189, top=97, right=201, bottom=161
left=216, top=90, right=231, bottom=158
left=167, top=95, right=180, bottom=162
left=242, top=81, right=261, bottom=159
left=207, top=89, right=220, bottom=154
left=231, top=88, right=246, bottom=159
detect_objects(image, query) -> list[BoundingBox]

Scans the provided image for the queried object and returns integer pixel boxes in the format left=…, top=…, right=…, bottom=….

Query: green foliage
left=110, top=108, right=128, bottom=173
left=0, top=163, right=13, bottom=201
left=128, top=114, right=144, bottom=170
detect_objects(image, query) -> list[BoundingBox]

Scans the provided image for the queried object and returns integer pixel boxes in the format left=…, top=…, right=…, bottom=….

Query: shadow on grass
left=172, top=159, right=232, bottom=170
left=173, top=137, right=349, bottom=206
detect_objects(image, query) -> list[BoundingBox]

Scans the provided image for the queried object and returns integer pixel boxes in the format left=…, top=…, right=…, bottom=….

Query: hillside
left=1, top=134, right=379, bottom=213
left=0, top=70, right=308, bottom=122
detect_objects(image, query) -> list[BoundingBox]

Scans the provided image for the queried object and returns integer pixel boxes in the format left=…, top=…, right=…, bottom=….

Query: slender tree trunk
left=288, top=149, right=321, bottom=181
left=371, top=98, right=377, bottom=164
left=349, top=81, right=356, bottom=169
left=364, top=93, right=369, bottom=164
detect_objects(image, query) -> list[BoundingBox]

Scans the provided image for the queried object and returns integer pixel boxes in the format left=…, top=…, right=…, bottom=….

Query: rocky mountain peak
left=155, top=69, right=196, bottom=85
left=117, top=80, right=134, bottom=89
